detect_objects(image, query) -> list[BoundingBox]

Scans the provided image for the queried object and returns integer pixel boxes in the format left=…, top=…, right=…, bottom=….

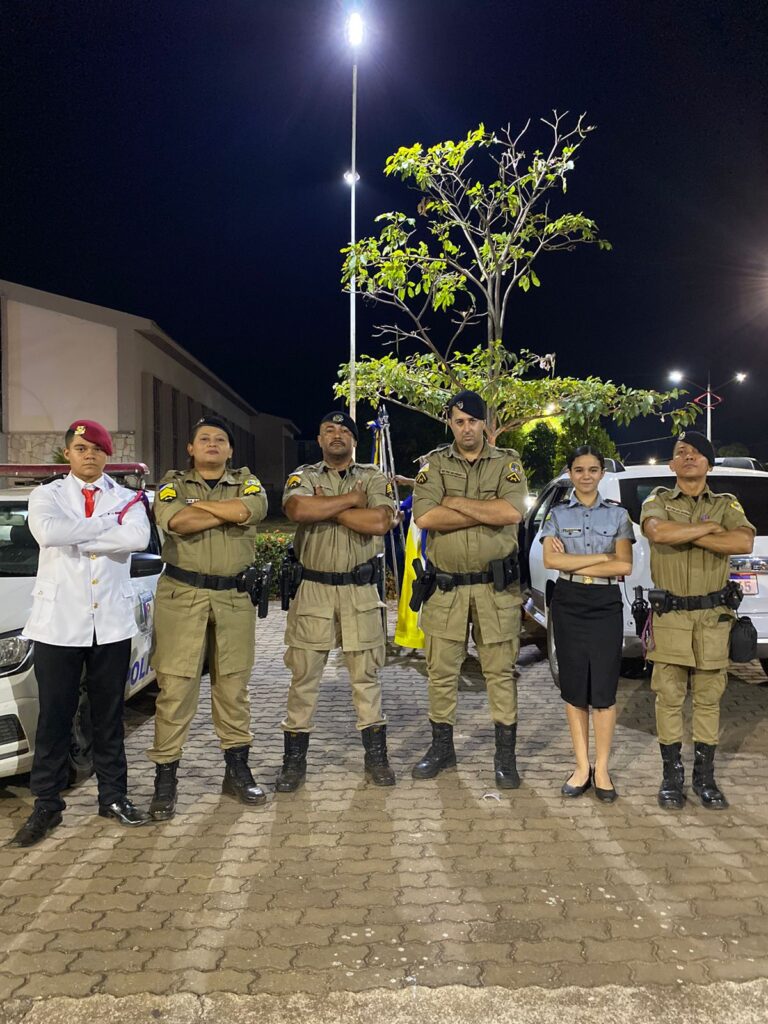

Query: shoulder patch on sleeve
left=158, top=483, right=177, bottom=502
left=415, top=463, right=429, bottom=485
left=241, top=477, right=262, bottom=495
left=506, top=460, right=523, bottom=483
left=730, top=499, right=744, bottom=512
left=385, top=480, right=395, bottom=498
left=286, top=473, right=303, bottom=490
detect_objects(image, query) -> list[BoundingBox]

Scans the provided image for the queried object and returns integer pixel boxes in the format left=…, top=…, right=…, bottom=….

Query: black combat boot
left=494, top=722, right=521, bottom=790
left=658, top=742, right=686, bottom=810
left=149, top=761, right=179, bottom=821
left=361, top=725, right=396, bottom=786
left=222, top=746, right=267, bottom=805
left=411, top=721, right=457, bottom=779
left=692, top=742, right=729, bottom=809
left=275, top=731, right=310, bottom=793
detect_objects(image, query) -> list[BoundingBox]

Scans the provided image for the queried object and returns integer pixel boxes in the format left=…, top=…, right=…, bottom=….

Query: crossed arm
left=284, top=483, right=393, bottom=537
left=168, top=499, right=250, bottom=536
left=543, top=536, right=633, bottom=577
left=415, top=495, right=522, bottom=533
left=642, top=517, right=754, bottom=555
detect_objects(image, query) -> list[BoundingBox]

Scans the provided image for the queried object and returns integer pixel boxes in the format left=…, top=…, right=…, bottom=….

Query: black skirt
left=550, top=578, right=623, bottom=708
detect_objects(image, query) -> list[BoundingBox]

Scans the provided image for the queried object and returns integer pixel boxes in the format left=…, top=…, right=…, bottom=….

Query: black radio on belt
left=235, top=563, right=273, bottom=618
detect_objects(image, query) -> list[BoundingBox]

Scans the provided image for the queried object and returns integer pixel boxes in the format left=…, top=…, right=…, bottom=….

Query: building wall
left=0, top=279, right=297, bottom=504
left=5, top=301, right=118, bottom=431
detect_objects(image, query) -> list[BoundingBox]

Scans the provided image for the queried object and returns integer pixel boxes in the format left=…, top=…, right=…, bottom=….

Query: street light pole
left=349, top=59, right=358, bottom=422
left=668, top=369, right=747, bottom=443
left=346, top=10, right=363, bottom=424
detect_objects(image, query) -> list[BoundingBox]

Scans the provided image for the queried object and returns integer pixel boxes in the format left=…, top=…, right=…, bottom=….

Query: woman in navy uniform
left=540, top=446, right=634, bottom=801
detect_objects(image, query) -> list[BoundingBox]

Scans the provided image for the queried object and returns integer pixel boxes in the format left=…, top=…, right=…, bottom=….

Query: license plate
left=731, top=573, right=758, bottom=596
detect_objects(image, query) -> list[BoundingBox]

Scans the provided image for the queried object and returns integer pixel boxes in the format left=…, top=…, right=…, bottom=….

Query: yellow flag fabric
left=394, top=517, right=425, bottom=650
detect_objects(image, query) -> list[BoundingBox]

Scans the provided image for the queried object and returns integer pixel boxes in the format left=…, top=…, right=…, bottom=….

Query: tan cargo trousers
left=425, top=599, right=520, bottom=726
left=147, top=619, right=253, bottom=763
left=651, top=662, right=727, bottom=746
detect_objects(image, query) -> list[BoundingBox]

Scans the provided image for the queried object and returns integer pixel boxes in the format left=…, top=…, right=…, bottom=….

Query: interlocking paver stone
left=1, top=606, right=767, bottom=1019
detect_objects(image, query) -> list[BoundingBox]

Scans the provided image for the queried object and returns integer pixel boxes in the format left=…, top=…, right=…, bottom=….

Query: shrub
left=253, top=530, right=292, bottom=597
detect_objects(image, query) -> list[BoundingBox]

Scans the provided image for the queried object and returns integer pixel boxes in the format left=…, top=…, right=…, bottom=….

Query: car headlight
left=0, top=633, right=34, bottom=675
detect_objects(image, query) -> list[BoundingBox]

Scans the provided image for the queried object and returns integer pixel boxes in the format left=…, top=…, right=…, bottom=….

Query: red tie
left=82, top=486, right=99, bottom=518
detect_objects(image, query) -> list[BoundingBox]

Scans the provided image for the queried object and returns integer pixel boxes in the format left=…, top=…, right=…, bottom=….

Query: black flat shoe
left=98, top=796, right=151, bottom=827
left=8, top=807, right=62, bottom=848
left=594, top=778, right=618, bottom=803
left=561, top=769, right=592, bottom=798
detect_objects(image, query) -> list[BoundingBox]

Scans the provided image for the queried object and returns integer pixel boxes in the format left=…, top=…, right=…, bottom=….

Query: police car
left=0, top=464, right=163, bottom=783
left=522, top=462, right=768, bottom=682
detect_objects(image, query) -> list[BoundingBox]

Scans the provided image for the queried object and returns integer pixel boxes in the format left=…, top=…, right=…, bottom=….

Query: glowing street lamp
left=666, top=369, right=747, bottom=442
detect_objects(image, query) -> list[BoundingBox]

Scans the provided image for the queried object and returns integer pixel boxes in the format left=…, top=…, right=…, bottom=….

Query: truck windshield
left=619, top=476, right=768, bottom=535
left=0, top=504, right=39, bottom=577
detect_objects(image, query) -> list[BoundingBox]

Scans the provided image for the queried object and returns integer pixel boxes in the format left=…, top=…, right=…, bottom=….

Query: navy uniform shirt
left=539, top=493, right=635, bottom=555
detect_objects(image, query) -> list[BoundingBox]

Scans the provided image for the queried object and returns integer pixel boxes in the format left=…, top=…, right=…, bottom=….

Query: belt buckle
left=583, top=575, right=593, bottom=585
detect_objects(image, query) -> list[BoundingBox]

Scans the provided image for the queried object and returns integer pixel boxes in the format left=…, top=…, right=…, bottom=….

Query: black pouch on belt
left=730, top=616, right=758, bottom=663
left=648, top=589, right=673, bottom=615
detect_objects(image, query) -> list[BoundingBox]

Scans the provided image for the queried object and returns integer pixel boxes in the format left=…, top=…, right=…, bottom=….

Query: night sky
left=2, top=0, right=767, bottom=459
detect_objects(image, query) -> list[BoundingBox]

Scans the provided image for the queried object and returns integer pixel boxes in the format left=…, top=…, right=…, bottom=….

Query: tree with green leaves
left=337, top=115, right=697, bottom=441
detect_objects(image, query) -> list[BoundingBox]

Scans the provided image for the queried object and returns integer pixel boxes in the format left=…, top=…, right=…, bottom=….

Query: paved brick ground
left=1, top=606, right=767, bottom=1017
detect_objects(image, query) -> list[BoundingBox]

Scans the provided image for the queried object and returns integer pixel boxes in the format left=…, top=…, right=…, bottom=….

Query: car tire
left=546, top=618, right=560, bottom=689
left=759, top=659, right=768, bottom=680
left=67, top=687, right=94, bottom=787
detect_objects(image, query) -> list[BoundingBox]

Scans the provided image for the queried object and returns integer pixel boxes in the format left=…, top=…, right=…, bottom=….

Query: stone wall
left=5, top=431, right=137, bottom=464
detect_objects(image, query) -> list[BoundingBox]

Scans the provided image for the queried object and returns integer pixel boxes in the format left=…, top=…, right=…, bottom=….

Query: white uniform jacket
left=24, top=472, right=151, bottom=647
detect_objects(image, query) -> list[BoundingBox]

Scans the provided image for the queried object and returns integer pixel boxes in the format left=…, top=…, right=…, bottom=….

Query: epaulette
left=603, top=498, right=623, bottom=506
left=354, top=462, right=382, bottom=472
left=643, top=485, right=672, bottom=502
left=423, top=443, right=451, bottom=458
left=160, top=469, right=185, bottom=481
left=494, top=445, right=522, bottom=457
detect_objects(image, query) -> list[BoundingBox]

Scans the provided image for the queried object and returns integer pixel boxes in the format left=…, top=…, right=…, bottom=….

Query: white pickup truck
left=522, top=463, right=768, bottom=683
left=0, top=465, right=163, bottom=783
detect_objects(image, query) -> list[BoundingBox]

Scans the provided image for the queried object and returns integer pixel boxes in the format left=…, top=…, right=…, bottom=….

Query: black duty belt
left=649, top=581, right=743, bottom=616
left=435, top=568, right=494, bottom=589
left=164, top=563, right=241, bottom=591
left=300, top=557, right=382, bottom=588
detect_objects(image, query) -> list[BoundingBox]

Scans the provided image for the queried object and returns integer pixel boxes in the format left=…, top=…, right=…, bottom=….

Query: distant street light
left=666, top=369, right=747, bottom=442
left=346, top=7, right=364, bottom=424
left=648, top=457, right=658, bottom=465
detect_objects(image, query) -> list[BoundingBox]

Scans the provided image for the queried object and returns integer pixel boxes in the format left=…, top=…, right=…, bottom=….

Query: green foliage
left=52, top=447, right=68, bottom=464
left=519, top=423, right=559, bottom=489
left=334, top=342, right=698, bottom=443
left=554, top=421, right=619, bottom=472
left=252, top=531, right=292, bottom=598
left=338, top=114, right=698, bottom=441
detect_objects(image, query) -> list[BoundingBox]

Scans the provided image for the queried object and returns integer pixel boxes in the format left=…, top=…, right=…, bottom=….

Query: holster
left=279, top=546, right=303, bottom=611
left=631, top=586, right=651, bottom=637
left=489, top=553, right=520, bottom=592
left=235, top=563, right=273, bottom=619
left=409, top=559, right=437, bottom=612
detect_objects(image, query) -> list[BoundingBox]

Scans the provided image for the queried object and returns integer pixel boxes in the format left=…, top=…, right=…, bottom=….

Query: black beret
left=446, top=390, right=486, bottom=421
left=673, top=430, right=715, bottom=467
left=320, top=410, right=359, bottom=442
left=191, top=416, right=235, bottom=447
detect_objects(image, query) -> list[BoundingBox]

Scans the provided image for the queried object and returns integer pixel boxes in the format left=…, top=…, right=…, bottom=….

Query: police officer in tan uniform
left=149, top=416, right=268, bottom=818
left=276, top=411, right=396, bottom=791
left=641, top=431, right=755, bottom=810
left=411, top=390, right=528, bottom=787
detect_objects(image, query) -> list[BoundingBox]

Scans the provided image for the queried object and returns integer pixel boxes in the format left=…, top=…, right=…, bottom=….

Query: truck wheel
left=546, top=618, right=560, bottom=689
left=67, top=687, right=94, bottom=787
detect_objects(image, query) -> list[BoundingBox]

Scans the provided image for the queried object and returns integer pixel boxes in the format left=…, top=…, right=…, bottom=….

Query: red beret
left=67, top=420, right=113, bottom=456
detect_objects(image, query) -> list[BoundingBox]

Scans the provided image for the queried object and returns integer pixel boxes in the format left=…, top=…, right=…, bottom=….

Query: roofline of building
left=0, top=277, right=299, bottom=433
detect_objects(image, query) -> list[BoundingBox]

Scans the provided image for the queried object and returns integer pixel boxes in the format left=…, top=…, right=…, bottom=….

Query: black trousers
left=30, top=637, right=131, bottom=812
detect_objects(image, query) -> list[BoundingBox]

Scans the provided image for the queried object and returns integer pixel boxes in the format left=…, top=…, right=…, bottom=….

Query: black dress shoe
left=561, top=769, right=592, bottom=797
left=98, top=796, right=151, bottom=827
left=8, top=807, right=63, bottom=848
left=594, top=777, right=619, bottom=803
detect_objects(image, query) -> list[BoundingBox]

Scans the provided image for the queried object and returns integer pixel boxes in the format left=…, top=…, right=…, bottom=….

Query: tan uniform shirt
left=412, top=442, right=528, bottom=643
left=640, top=483, right=755, bottom=668
left=151, top=466, right=267, bottom=675
left=283, top=461, right=396, bottom=652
